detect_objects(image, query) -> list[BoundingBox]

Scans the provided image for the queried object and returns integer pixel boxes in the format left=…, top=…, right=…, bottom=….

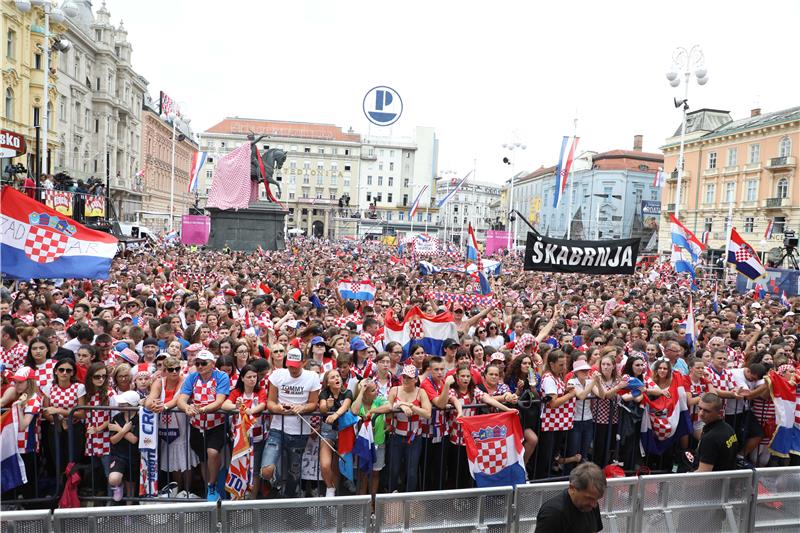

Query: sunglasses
left=165, top=367, right=180, bottom=373
left=477, top=330, right=486, bottom=334
left=488, top=326, right=497, bottom=330
left=92, top=374, right=107, bottom=380
left=57, top=367, right=74, bottom=374
left=196, top=360, right=210, bottom=367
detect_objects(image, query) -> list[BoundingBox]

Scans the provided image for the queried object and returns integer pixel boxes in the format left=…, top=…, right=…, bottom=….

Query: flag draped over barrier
left=1, top=409, right=26, bottom=492
left=225, top=406, right=254, bottom=499
left=458, top=411, right=526, bottom=488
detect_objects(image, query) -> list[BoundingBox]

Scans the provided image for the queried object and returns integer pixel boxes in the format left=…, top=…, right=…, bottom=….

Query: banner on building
left=84, top=195, right=105, bottom=218
left=44, top=190, right=73, bottom=216
left=523, top=231, right=639, bottom=275
left=640, top=200, right=661, bottom=253
left=485, top=230, right=510, bottom=255
left=641, top=200, right=661, bottom=218
left=181, top=215, right=210, bottom=245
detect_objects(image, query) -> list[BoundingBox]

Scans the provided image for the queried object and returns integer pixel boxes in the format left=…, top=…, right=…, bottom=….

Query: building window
left=343, top=177, right=350, bottom=187
left=330, top=175, right=336, bottom=185
left=387, top=193, right=393, bottom=203
left=399, top=213, right=404, bottom=221
left=6, top=30, right=15, bottom=59
left=404, top=178, right=409, bottom=188
left=34, top=53, right=42, bottom=70
left=344, top=165, right=351, bottom=171
left=388, top=176, right=393, bottom=187
left=303, top=175, right=309, bottom=185
left=386, top=212, right=392, bottom=221
left=376, top=193, right=382, bottom=202
left=378, top=176, right=383, bottom=186
left=344, top=149, right=350, bottom=156
left=366, top=192, right=372, bottom=202
left=303, top=161, right=310, bottom=170
left=403, top=194, right=408, bottom=206
left=727, top=148, right=737, bottom=167
left=59, top=96, right=66, bottom=121
left=389, top=162, right=394, bottom=171
left=367, top=175, right=372, bottom=186
left=418, top=213, right=424, bottom=222
left=777, top=178, right=788, bottom=198
left=378, top=163, right=383, bottom=171
left=704, top=184, right=716, bottom=204
left=316, top=162, right=324, bottom=171
left=744, top=217, right=754, bottom=233
left=4, top=88, right=13, bottom=120
left=650, top=188, right=659, bottom=201
left=318, top=148, right=324, bottom=154
left=316, top=175, right=323, bottom=186
left=774, top=216, right=786, bottom=234
left=304, top=147, right=310, bottom=153
left=33, top=106, right=40, bottom=127
left=749, top=144, right=760, bottom=163
left=708, top=152, right=717, bottom=169
left=95, top=119, right=99, bottom=133
left=724, top=181, right=735, bottom=204
left=427, top=213, right=432, bottom=222
left=704, top=217, right=713, bottom=232
left=290, top=160, right=297, bottom=170
left=206, top=170, right=212, bottom=179
left=779, top=137, right=792, bottom=158
left=290, top=145, right=297, bottom=152
left=745, top=179, right=757, bottom=201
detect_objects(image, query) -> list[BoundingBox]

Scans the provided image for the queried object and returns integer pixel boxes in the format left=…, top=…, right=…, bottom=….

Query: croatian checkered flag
left=207, top=144, right=260, bottom=210
left=458, top=411, right=526, bottom=487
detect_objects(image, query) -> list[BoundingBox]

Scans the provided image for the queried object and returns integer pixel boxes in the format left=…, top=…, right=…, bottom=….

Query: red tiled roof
left=593, top=149, right=663, bottom=161
left=205, top=118, right=361, bottom=142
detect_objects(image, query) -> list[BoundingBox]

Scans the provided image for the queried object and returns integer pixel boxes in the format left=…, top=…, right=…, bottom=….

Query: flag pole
left=566, top=116, right=578, bottom=240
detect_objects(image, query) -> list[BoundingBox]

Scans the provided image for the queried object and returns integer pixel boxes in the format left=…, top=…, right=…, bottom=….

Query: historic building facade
left=139, top=96, right=197, bottom=231
left=201, top=118, right=362, bottom=239
left=659, top=106, right=799, bottom=259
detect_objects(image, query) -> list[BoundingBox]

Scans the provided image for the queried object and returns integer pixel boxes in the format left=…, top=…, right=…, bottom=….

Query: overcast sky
left=100, top=0, right=799, bottom=185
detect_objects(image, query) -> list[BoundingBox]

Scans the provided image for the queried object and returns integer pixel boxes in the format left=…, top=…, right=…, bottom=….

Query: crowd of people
left=0, top=236, right=798, bottom=507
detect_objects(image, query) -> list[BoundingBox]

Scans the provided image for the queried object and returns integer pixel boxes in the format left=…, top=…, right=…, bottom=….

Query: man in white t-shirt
left=726, top=363, right=766, bottom=460
left=260, top=348, right=320, bottom=497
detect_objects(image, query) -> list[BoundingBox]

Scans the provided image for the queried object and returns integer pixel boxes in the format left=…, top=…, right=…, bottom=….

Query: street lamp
left=15, top=1, right=76, bottom=182
left=666, top=45, right=708, bottom=221
left=502, top=142, right=526, bottom=251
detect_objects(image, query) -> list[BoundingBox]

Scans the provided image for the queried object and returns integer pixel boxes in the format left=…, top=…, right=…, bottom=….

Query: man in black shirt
left=535, top=462, right=605, bottom=533
left=696, top=392, right=739, bottom=471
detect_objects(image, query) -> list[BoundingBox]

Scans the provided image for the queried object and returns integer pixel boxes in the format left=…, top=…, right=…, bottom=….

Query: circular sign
left=363, top=86, right=403, bottom=126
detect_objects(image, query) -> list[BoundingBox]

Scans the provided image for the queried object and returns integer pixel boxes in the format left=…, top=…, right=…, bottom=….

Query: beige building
left=201, top=118, right=362, bottom=239
left=1, top=0, right=67, bottom=174
left=139, top=96, right=197, bottom=231
left=659, top=106, right=799, bottom=258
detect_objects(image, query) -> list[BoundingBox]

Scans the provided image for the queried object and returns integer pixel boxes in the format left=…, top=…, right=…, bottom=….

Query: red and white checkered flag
left=207, top=144, right=259, bottom=210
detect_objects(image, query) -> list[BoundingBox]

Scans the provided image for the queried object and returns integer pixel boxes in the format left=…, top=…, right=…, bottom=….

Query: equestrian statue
left=248, top=132, right=286, bottom=205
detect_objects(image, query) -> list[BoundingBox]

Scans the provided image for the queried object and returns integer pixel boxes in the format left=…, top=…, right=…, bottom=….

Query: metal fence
left=374, top=486, right=513, bottom=533
left=3, top=466, right=798, bottom=533
left=220, top=495, right=371, bottom=533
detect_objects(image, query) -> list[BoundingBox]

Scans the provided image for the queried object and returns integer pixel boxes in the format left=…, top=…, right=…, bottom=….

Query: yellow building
left=660, top=106, right=799, bottom=259
left=1, top=0, right=66, bottom=175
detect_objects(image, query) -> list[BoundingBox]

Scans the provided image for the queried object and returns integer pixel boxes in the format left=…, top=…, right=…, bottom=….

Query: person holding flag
left=727, top=228, right=767, bottom=280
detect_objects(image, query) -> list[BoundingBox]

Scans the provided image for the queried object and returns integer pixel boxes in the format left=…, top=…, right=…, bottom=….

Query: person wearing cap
left=442, top=338, right=459, bottom=372
left=177, top=350, right=230, bottom=501
left=350, top=337, right=372, bottom=378
left=564, top=360, right=597, bottom=474
left=371, top=364, right=432, bottom=493
left=108, top=390, right=142, bottom=502
left=261, top=347, right=321, bottom=498
left=141, top=338, right=159, bottom=364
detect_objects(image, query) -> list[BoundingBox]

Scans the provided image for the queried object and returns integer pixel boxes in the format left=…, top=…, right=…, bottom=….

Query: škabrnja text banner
left=523, top=231, right=639, bottom=275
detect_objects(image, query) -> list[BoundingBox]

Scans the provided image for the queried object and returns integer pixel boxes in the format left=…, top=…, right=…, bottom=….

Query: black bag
left=618, top=400, right=644, bottom=439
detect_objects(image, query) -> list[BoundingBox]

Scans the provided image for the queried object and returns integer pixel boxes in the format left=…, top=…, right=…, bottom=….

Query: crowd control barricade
left=514, top=480, right=569, bottom=532
left=51, top=501, right=217, bottom=533
left=373, top=485, right=513, bottom=533
left=749, top=466, right=800, bottom=532
left=220, top=495, right=371, bottom=533
left=0, top=509, right=51, bottom=533
left=635, top=470, right=754, bottom=533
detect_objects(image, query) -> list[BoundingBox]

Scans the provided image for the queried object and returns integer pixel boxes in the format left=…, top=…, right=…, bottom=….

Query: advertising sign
left=180, top=215, right=210, bottom=245
left=486, top=230, right=511, bottom=255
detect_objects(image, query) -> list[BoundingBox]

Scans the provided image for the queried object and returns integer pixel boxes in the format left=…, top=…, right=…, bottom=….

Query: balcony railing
left=766, top=155, right=796, bottom=170
left=765, top=197, right=787, bottom=208
left=669, top=169, right=691, bottom=180
left=666, top=203, right=676, bottom=212
left=360, top=152, right=377, bottom=160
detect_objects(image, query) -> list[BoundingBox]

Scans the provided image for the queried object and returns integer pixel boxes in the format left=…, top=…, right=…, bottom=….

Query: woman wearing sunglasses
left=84, top=362, right=112, bottom=494
left=41, top=356, right=86, bottom=479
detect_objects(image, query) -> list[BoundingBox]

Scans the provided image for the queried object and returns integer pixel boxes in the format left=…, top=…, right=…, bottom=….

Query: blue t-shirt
left=673, top=358, right=689, bottom=376
left=179, top=369, right=231, bottom=397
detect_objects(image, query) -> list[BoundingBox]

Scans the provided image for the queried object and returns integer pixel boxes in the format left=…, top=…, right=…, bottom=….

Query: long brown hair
left=84, top=362, right=109, bottom=405
left=451, top=362, right=476, bottom=396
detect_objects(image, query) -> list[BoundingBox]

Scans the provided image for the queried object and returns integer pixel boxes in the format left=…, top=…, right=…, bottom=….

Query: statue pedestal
left=206, top=203, right=286, bottom=251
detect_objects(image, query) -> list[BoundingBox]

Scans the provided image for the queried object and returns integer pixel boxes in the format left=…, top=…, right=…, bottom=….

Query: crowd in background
left=0, top=237, right=798, bottom=506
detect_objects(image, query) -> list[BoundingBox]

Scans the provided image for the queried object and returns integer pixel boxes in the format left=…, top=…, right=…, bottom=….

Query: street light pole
left=666, top=45, right=708, bottom=221
left=169, top=118, right=176, bottom=232
left=502, top=141, right=526, bottom=251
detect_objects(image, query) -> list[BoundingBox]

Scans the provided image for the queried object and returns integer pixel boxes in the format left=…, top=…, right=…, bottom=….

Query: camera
left=784, top=229, right=798, bottom=249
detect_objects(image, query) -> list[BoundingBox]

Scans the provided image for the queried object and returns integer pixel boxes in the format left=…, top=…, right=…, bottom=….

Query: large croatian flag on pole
left=384, top=306, right=458, bottom=360
left=552, top=136, right=569, bottom=208
left=727, top=227, right=767, bottom=280
left=458, top=411, right=526, bottom=488
left=338, top=279, right=376, bottom=301
left=1, top=186, right=118, bottom=280
left=188, top=151, right=208, bottom=193
left=669, top=213, right=705, bottom=261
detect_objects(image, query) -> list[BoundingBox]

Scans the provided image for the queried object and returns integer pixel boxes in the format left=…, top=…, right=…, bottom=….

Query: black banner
left=523, top=231, right=639, bottom=275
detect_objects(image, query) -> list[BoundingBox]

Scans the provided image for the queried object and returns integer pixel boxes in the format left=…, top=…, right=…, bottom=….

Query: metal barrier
left=374, top=485, right=513, bottom=533
left=514, top=476, right=639, bottom=533
left=0, top=509, right=51, bottom=533
left=220, top=495, right=371, bottom=533
left=51, top=501, right=217, bottom=533
left=636, top=470, right=754, bottom=533
left=750, top=466, right=800, bottom=532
